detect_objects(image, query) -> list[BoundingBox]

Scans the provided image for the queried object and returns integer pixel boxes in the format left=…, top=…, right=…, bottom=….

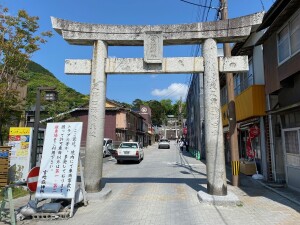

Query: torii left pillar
left=84, top=40, right=108, bottom=192
left=203, top=39, right=227, bottom=195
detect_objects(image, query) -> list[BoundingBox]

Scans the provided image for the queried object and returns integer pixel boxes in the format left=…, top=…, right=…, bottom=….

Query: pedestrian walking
left=185, top=140, right=189, bottom=152
left=179, top=140, right=184, bottom=152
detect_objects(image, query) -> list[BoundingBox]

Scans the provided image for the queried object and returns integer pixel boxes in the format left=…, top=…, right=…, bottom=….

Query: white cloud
left=151, top=83, right=188, bottom=101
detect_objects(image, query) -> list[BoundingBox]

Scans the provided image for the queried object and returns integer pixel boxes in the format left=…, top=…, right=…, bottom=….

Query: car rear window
left=160, top=139, right=168, bottom=142
left=120, top=143, right=138, bottom=148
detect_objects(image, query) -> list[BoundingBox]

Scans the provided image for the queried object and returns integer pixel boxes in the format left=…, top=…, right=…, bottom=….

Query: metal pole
left=267, top=95, right=277, bottom=181
left=31, top=88, right=41, bottom=168
left=220, top=0, right=240, bottom=186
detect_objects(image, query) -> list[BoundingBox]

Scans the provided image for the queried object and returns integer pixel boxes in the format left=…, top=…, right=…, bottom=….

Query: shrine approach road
left=17, top=140, right=300, bottom=225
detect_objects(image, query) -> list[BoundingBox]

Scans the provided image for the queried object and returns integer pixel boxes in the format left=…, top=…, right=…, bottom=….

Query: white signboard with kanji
left=35, top=122, right=82, bottom=199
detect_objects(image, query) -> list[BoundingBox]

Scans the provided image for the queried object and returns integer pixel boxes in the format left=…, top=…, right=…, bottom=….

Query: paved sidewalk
left=223, top=156, right=300, bottom=209
left=2, top=142, right=300, bottom=225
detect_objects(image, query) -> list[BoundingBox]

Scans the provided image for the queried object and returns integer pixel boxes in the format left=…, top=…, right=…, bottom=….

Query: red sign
left=249, top=125, right=260, bottom=138
left=183, top=127, right=187, bottom=135
left=246, top=125, right=260, bottom=159
left=27, top=167, right=40, bottom=192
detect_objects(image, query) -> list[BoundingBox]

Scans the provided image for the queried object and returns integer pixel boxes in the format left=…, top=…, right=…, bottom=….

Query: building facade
left=256, top=0, right=300, bottom=190
left=40, top=99, right=148, bottom=148
left=222, top=28, right=268, bottom=178
left=186, top=74, right=205, bottom=159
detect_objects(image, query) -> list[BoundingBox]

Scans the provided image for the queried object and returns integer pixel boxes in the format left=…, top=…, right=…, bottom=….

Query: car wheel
left=117, top=160, right=121, bottom=164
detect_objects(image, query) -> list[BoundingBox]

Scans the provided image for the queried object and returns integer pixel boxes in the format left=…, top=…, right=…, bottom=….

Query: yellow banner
left=9, top=127, right=31, bottom=136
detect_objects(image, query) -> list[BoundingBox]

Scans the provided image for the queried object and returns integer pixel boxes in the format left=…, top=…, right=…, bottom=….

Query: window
left=290, top=13, right=300, bottom=55
left=234, top=75, right=240, bottom=96
left=278, top=26, right=290, bottom=62
left=247, top=59, right=254, bottom=87
left=220, top=86, right=228, bottom=106
left=284, top=130, right=299, bottom=154
left=277, top=11, right=300, bottom=64
left=233, top=59, right=254, bottom=96
left=120, top=143, right=138, bottom=148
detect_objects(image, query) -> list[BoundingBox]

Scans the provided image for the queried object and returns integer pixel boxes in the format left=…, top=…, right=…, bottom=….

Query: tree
left=172, top=100, right=185, bottom=117
left=0, top=6, right=52, bottom=144
left=132, top=99, right=145, bottom=110
left=146, top=100, right=165, bottom=126
left=160, top=99, right=173, bottom=116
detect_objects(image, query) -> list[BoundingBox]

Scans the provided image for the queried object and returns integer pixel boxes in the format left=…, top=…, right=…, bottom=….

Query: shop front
left=280, top=109, right=300, bottom=191
left=224, top=117, right=266, bottom=176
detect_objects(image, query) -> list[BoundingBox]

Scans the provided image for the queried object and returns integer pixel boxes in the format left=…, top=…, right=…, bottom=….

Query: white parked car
left=115, top=141, right=144, bottom=164
left=103, top=138, right=113, bottom=157
left=158, top=139, right=170, bottom=149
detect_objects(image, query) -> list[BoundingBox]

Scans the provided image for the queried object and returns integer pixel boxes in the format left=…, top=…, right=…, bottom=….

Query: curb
left=197, top=191, right=242, bottom=206
left=86, top=187, right=112, bottom=203
left=255, top=180, right=300, bottom=207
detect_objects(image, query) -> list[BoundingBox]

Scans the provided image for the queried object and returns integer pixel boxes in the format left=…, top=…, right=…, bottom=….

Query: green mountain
left=22, top=61, right=89, bottom=119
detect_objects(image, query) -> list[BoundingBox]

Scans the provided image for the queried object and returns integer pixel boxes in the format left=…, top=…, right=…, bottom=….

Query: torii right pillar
left=203, top=38, right=227, bottom=196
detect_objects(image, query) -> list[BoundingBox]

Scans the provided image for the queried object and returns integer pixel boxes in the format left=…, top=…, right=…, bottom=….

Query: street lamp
left=31, top=87, right=57, bottom=168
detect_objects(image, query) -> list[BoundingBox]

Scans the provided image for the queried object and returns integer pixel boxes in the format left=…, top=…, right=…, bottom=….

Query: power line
left=155, top=83, right=188, bottom=101
left=179, top=0, right=219, bottom=10
left=181, top=0, right=220, bottom=102
left=215, top=1, right=221, bottom=20
left=201, top=0, right=209, bottom=22
left=205, top=0, right=214, bottom=21
left=259, top=0, right=265, bottom=11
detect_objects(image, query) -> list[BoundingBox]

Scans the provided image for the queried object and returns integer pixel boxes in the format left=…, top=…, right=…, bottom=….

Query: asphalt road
left=15, top=141, right=300, bottom=225
left=80, top=148, right=112, bottom=167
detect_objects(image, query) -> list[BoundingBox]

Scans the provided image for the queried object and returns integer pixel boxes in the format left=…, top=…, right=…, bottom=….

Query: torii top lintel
left=51, top=12, right=264, bottom=46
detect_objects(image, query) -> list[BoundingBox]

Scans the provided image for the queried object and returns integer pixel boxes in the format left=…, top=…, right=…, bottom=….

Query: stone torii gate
left=51, top=12, right=263, bottom=196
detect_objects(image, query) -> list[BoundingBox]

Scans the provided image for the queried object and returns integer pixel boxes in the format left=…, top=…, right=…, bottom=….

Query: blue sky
left=2, top=0, right=274, bottom=104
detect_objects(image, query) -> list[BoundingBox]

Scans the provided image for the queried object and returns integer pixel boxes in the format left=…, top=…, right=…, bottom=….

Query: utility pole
left=31, top=87, right=56, bottom=168
left=220, top=0, right=240, bottom=186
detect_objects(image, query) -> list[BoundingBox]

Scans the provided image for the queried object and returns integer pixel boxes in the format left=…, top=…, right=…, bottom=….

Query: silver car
left=158, top=139, right=170, bottom=149
left=115, top=141, right=144, bottom=164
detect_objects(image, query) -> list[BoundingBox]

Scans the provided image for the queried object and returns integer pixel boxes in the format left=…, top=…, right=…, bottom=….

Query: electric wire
left=179, top=0, right=219, bottom=10
left=205, top=0, right=214, bottom=21
left=184, top=0, right=220, bottom=103
left=175, top=0, right=222, bottom=102
left=259, top=0, right=265, bottom=11
left=155, top=83, right=188, bottom=101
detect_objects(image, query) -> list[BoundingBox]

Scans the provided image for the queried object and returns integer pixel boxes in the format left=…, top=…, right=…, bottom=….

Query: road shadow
left=116, top=161, right=141, bottom=165
left=179, top=159, right=300, bottom=213
left=101, top=177, right=207, bottom=193
left=172, top=156, right=207, bottom=177
left=180, top=150, right=195, bottom=158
